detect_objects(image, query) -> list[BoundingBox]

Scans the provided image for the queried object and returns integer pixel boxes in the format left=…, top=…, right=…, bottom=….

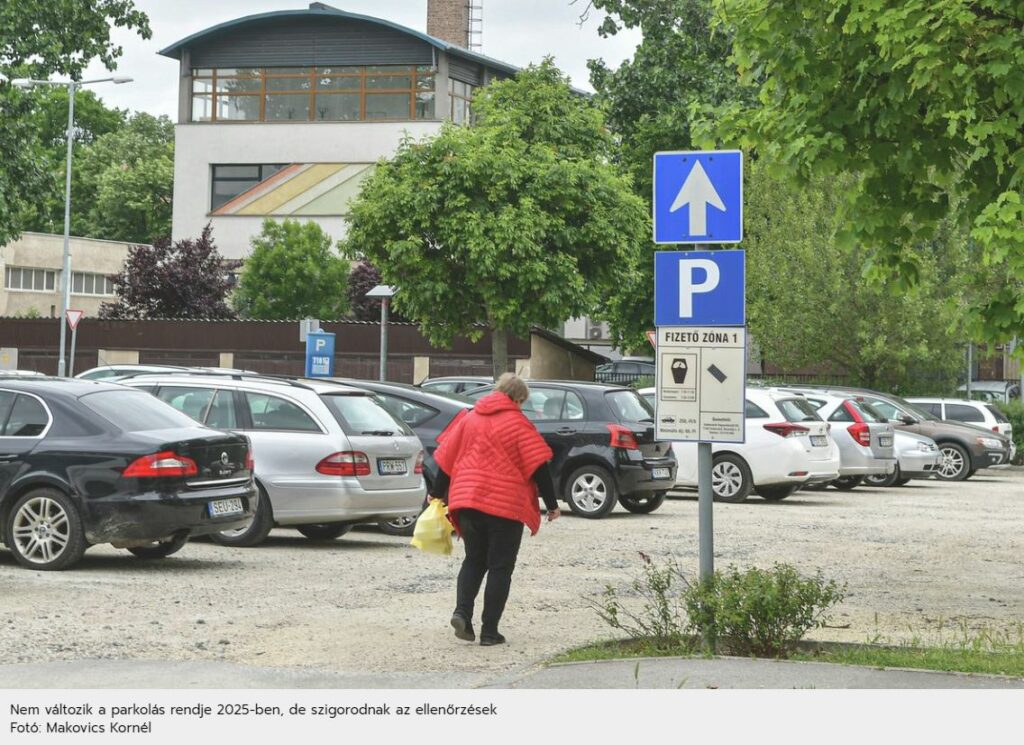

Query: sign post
left=304, top=331, right=335, bottom=378
left=652, top=150, right=745, bottom=594
left=66, top=309, right=84, bottom=377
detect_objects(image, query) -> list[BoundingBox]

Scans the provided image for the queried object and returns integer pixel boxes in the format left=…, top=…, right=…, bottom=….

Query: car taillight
left=316, top=451, right=370, bottom=476
left=993, top=426, right=1000, bottom=433
left=763, top=423, right=810, bottom=438
left=607, top=424, right=639, bottom=450
left=847, top=422, right=871, bottom=447
left=414, top=451, right=424, bottom=474
left=123, top=451, right=198, bottom=478
left=245, top=450, right=254, bottom=472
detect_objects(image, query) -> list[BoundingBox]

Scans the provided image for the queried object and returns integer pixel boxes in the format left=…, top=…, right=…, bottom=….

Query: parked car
left=0, top=379, right=255, bottom=570
left=467, top=381, right=676, bottom=517
left=792, top=386, right=1011, bottom=481
left=863, top=430, right=941, bottom=487
left=75, top=364, right=191, bottom=380
left=594, top=359, right=656, bottom=385
left=956, top=380, right=1020, bottom=403
left=418, top=376, right=493, bottom=395
left=639, top=387, right=842, bottom=502
left=120, top=372, right=425, bottom=545
left=907, top=397, right=1014, bottom=442
left=785, top=391, right=896, bottom=490
left=330, top=379, right=473, bottom=535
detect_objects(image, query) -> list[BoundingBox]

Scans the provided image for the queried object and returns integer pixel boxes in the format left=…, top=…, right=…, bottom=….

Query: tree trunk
left=491, top=326, right=509, bottom=380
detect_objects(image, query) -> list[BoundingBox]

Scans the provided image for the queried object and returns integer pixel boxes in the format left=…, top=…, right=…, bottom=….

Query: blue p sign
left=305, top=332, right=336, bottom=377
left=654, top=250, right=745, bottom=326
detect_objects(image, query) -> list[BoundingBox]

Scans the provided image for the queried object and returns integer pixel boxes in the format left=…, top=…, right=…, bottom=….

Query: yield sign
left=645, top=330, right=657, bottom=349
left=66, top=309, right=84, bottom=331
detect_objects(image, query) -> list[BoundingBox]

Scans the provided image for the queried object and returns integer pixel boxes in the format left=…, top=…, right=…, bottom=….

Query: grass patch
left=790, top=646, right=1024, bottom=678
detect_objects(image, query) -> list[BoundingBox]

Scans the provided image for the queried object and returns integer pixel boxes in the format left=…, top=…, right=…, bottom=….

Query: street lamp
left=12, top=75, right=133, bottom=377
left=365, top=285, right=397, bottom=381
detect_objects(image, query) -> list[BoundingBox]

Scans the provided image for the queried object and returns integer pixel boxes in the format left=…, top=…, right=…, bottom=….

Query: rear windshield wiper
left=361, top=430, right=395, bottom=436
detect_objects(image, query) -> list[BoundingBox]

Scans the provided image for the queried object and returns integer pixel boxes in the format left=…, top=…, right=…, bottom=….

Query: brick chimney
left=427, top=0, right=470, bottom=48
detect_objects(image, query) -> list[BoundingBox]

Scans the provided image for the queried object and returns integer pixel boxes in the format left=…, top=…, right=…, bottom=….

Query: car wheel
left=378, top=513, right=419, bottom=537
left=210, top=484, right=274, bottom=548
left=296, top=523, right=352, bottom=540
left=864, top=465, right=900, bottom=487
left=936, top=443, right=971, bottom=481
left=754, top=485, right=797, bottom=501
left=4, top=488, right=87, bottom=571
left=565, top=465, right=618, bottom=518
left=618, top=491, right=667, bottom=514
left=711, top=454, right=752, bottom=503
left=832, top=476, right=864, bottom=491
left=127, top=534, right=188, bottom=559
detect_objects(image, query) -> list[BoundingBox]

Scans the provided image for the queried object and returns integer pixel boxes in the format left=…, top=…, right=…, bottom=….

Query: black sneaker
left=450, top=614, right=475, bottom=642
left=479, top=632, right=506, bottom=647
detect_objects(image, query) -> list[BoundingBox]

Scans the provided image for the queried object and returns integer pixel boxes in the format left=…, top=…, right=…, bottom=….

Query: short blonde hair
left=495, top=372, right=529, bottom=404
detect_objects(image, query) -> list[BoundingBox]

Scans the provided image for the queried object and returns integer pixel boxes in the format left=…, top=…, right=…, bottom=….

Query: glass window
left=945, top=404, right=985, bottom=423
left=915, top=402, right=942, bottom=418
left=776, top=398, right=822, bottom=422
left=216, top=95, right=261, bottom=121
left=317, top=75, right=360, bottom=91
left=314, top=94, right=361, bottom=121
left=415, top=92, right=436, bottom=119
left=216, top=76, right=261, bottom=94
left=80, top=390, right=199, bottom=432
left=565, top=391, right=585, bottom=420
left=320, top=394, right=412, bottom=436
left=853, top=400, right=887, bottom=423
left=245, top=393, right=320, bottom=432
left=211, top=164, right=288, bottom=211
left=4, top=267, right=56, bottom=291
left=745, top=399, right=769, bottom=418
left=3, top=395, right=49, bottom=437
left=205, top=389, right=239, bottom=429
left=72, top=273, right=84, bottom=293
left=421, top=381, right=459, bottom=393
left=265, top=93, right=311, bottom=121
left=367, top=74, right=412, bottom=89
left=827, top=403, right=854, bottom=422
left=987, top=405, right=1009, bottom=424
left=193, top=78, right=214, bottom=95
left=373, top=394, right=438, bottom=428
left=0, top=391, right=16, bottom=428
left=416, top=74, right=435, bottom=91
left=156, top=386, right=216, bottom=423
left=524, top=389, right=566, bottom=421
left=266, top=76, right=312, bottom=92
left=365, top=93, right=411, bottom=119
left=616, top=363, right=640, bottom=374
left=191, top=94, right=213, bottom=122
left=606, top=390, right=654, bottom=422
left=862, top=398, right=903, bottom=421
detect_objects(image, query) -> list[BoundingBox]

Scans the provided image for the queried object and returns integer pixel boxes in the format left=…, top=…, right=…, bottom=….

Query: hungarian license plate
left=879, top=436, right=893, bottom=447
left=810, top=435, right=829, bottom=447
left=209, top=498, right=243, bottom=517
left=652, top=467, right=671, bottom=480
left=378, top=458, right=407, bottom=476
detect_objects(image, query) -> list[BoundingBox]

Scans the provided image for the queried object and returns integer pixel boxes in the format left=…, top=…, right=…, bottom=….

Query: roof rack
left=121, top=368, right=321, bottom=391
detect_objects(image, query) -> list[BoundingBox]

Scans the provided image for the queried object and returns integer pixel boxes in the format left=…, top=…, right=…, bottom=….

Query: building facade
left=159, top=1, right=516, bottom=259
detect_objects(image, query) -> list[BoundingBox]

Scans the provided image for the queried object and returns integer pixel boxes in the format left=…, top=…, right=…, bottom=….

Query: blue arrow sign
left=653, top=150, right=743, bottom=244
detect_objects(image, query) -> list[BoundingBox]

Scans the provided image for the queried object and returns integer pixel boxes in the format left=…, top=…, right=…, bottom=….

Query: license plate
left=652, top=467, right=671, bottom=480
left=810, top=435, right=828, bottom=447
left=879, top=436, right=893, bottom=447
left=378, top=458, right=408, bottom=476
left=209, top=498, right=243, bottom=517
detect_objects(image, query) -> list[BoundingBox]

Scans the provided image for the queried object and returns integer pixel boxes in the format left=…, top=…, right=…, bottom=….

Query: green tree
left=0, top=0, right=151, bottom=245
left=344, top=61, right=648, bottom=376
left=234, top=219, right=350, bottom=320
left=709, top=0, right=1024, bottom=344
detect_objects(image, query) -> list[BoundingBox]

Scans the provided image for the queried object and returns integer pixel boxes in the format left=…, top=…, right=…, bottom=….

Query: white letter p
left=678, top=259, right=720, bottom=318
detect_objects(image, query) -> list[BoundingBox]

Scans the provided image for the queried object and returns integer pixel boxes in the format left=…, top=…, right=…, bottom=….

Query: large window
left=72, top=271, right=115, bottom=296
left=192, top=66, right=437, bottom=123
left=5, top=267, right=56, bottom=293
left=211, top=164, right=287, bottom=210
left=449, top=79, right=475, bottom=124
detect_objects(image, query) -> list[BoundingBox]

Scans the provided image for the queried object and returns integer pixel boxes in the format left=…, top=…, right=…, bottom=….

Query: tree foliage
left=0, top=0, right=150, bottom=246
left=343, top=61, right=648, bottom=375
left=710, top=0, right=1024, bottom=343
left=100, top=226, right=239, bottom=319
left=233, top=219, right=350, bottom=320
left=347, top=261, right=406, bottom=322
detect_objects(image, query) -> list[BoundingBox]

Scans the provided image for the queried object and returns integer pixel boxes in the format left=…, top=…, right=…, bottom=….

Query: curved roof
left=157, top=3, right=520, bottom=76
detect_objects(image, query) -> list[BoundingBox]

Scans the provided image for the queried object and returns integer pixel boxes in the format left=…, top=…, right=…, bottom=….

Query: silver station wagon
left=120, top=372, right=426, bottom=546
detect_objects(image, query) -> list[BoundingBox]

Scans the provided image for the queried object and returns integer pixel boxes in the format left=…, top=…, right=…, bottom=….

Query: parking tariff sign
left=305, top=332, right=336, bottom=378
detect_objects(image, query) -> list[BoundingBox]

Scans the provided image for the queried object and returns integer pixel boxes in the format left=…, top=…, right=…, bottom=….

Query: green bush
left=591, top=555, right=846, bottom=658
left=993, top=401, right=1024, bottom=464
left=685, top=563, right=846, bottom=657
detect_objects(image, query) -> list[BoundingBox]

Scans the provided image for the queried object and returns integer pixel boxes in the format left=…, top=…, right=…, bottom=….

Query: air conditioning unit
left=588, top=326, right=605, bottom=340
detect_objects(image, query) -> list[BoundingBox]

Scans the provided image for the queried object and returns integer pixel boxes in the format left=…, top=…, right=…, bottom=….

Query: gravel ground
left=2, top=469, right=1022, bottom=677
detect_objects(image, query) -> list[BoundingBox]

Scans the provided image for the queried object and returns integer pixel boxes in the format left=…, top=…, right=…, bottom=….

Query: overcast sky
left=79, top=0, right=642, bottom=118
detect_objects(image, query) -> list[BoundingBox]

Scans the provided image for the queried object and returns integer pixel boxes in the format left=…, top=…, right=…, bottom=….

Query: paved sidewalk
left=2, top=656, right=1022, bottom=689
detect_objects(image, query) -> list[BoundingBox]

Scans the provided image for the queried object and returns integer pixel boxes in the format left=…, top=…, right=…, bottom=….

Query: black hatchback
left=0, top=379, right=255, bottom=570
left=467, top=381, right=676, bottom=518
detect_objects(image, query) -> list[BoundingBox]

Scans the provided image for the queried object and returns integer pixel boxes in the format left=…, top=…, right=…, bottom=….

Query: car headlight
left=976, top=437, right=1003, bottom=449
left=917, top=442, right=935, bottom=452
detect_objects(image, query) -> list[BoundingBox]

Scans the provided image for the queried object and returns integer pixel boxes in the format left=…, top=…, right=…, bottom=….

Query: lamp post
left=12, top=75, right=132, bottom=377
left=365, top=285, right=397, bottom=381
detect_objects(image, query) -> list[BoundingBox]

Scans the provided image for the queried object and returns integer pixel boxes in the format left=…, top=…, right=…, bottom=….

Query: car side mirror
left=900, top=415, right=917, bottom=425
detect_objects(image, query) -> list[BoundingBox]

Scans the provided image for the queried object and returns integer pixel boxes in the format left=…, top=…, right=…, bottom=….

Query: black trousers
left=454, top=508, right=525, bottom=633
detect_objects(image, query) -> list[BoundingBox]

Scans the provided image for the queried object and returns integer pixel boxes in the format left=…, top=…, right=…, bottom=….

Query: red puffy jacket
left=434, top=391, right=554, bottom=535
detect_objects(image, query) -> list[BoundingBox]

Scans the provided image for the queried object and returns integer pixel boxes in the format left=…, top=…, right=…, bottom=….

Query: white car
left=639, top=387, right=841, bottom=502
left=906, top=397, right=1013, bottom=440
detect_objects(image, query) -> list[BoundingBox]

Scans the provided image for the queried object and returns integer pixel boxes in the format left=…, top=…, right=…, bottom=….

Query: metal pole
left=966, top=343, right=973, bottom=399
left=57, top=81, right=76, bottom=378
left=379, top=296, right=389, bottom=381
left=697, top=441, right=714, bottom=581
left=69, top=326, right=78, bottom=377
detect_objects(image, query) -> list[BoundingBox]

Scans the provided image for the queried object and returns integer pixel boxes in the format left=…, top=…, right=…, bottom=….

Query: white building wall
left=172, top=121, right=444, bottom=259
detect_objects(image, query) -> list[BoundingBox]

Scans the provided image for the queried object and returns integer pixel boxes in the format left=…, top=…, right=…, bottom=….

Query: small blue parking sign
left=653, top=150, right=743, bottom=244
left=654, top=250, right=745, bottom=326
left=305, top=332, right=336, bottom=377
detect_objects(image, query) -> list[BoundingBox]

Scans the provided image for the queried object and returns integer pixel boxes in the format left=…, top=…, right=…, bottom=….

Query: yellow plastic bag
left=410, top=498, right=453, bottom=556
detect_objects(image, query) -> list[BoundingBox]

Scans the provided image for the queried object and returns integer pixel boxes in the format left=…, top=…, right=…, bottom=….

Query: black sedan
left=0, top=379, right=255, bottom=570
left=466, top=381, right=677, bottom=518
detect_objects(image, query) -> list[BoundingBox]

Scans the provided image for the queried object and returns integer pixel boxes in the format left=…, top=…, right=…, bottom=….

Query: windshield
left=776, top=398, right=823, bottom=422
left=79, top=390, right=202, bottom=432
left=854, top=400, right=887, bottom=423
left=891, top=396, right=940, bottom=421
left=320, top=394, right=413, bottom=436
left=987, top=405, right=1010, bottom=424
left=606, top=390, right=654, bottom=422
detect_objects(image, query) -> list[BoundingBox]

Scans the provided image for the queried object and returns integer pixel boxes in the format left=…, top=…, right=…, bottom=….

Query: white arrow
left=669, top=160, right=726, bottom=236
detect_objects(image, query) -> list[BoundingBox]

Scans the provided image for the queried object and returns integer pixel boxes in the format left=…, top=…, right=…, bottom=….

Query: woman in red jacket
left=432, top=373, right=561, bottom=646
